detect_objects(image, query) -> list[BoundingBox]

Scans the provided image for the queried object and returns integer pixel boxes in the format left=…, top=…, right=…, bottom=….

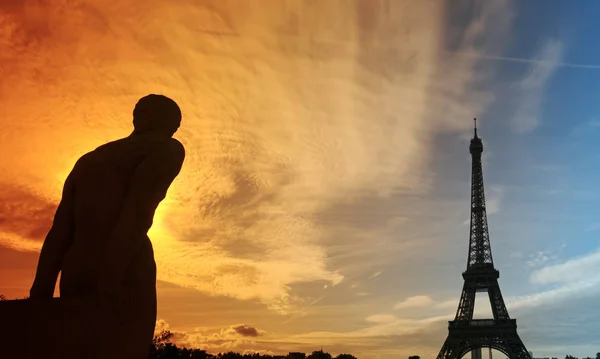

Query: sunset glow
left=2, top=1, right=600, bottom=358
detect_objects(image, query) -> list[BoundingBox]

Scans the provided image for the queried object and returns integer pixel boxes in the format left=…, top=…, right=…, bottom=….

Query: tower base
left=436, top=319, right=531, bottom=359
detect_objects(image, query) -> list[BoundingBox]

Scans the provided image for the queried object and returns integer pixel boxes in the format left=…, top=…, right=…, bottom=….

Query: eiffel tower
left=436, top=119, right=531, bottom=359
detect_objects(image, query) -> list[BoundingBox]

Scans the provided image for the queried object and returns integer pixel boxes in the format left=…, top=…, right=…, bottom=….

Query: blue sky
left=429, top=1, right=600, bottom=356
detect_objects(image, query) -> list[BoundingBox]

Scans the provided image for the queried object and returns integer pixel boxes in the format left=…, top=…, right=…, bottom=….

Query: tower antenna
left=474, top=118, right=478, bottom=138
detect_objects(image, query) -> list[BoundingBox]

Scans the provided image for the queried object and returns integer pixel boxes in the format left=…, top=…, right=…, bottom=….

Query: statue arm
left=30, top=171, right=76, bottom=299
left=99, top=139, right=185, bottom=292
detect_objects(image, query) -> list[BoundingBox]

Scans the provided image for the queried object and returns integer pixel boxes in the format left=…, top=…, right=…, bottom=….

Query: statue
left=0, top=94, right=185, bottom=358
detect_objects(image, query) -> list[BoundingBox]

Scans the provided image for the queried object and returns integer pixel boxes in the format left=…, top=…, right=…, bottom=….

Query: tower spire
left=467, top=118, right=491, bottom=269
left=474, top=118, right=478, bottom=138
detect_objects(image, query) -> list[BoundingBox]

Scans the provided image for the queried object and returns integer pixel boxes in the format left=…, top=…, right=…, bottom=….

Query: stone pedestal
left=0, top=297, right=153, bottom=359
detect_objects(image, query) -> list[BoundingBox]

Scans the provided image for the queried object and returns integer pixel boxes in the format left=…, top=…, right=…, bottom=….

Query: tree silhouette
left=335, top=354, right=357, bottom=359
left=148, top=329, right=216, bottom=359
left=221, top=352, right=244, bottom=359
left=307, top=350, right=333, bottom=359
left=149, top=330, right=176, bottom=359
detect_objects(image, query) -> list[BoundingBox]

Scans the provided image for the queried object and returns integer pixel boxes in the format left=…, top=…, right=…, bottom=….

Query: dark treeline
left=565, top=355, right=600, bottom=359
left=149, top=329, right=360, bottom=359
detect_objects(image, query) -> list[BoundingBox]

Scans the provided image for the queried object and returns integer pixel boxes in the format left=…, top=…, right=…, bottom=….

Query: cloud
left=228, top=324, right=264, bottom=338
left=368, top=272, right=382, bottom=279
left=485, top=185, right=504, bottom=215
left=0, top=0, right=520, bottom=321
left=525, top=249, right=561, bottom=268
left=511, top=39, right=563, bottom=133
left=570, top=118, right=600, bottom=137
left=0, top=0, right=409, bottom=313
left=506, top=277, right=600, bottom=311
left=365, top=314, right=397, bottom=324
left=529, top=249, right=600, bottom=286
left=154, top=319, right=266, bottom=351
left=501, top=249, right=600, bottom=311
left=394, top=296, right=434, bottom=310
left=394, top=295, right=456, bottom=311
left=154, top=319, right=171, bottom=333
left=0, top=183, right=55, bottom=251
left=586, top=222, right=600, bottom=232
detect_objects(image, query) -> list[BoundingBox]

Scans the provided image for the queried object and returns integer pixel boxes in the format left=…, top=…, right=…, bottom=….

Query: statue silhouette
left=0, top=94, right=185, bottom=358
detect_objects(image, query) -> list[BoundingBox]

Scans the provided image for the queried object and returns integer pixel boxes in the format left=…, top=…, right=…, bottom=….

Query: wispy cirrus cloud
left=529, top=249, right=600, bottom=286
left=365, top=314, right=397, bottom=324
left=501, top=249, right=600, bottom=311
left=368, top=272, right=382, bottom=280
left=526, top=250, right=559, bottom=268
left=394, top=295, right=455, bottom=311
left=586, top=222, right=600, bottom=232
left=570, top=118, right=600, bottom=137
left=0, top=0, right=515, bottom=317
left=511, top=39, right=563, bottom=133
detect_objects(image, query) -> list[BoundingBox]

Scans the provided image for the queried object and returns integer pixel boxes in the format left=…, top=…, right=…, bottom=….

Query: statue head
left=132, top=94, right=181, bottom=137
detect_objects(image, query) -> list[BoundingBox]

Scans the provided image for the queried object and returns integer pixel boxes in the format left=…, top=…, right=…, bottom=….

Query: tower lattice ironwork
left=435, top=119, right=531, bottom=359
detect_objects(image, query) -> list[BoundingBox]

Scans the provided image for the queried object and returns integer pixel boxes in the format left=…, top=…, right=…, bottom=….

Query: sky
left=1, top=0, right=600, bottom=358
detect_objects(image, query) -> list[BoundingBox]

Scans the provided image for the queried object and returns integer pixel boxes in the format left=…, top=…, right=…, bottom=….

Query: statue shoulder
left=160, top=138, right=185, bottom=162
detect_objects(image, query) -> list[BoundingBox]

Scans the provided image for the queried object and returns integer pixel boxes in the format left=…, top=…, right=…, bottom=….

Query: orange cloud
left=1, top=4, right=516, bottom=352
left=227, top=324, right=265, bottom=338
left=154, top=319, right=267, bottom=352
left=0, top=184, right=55, bottom=241
left=0, top=183, right=56, bottom=251
left=2, top=0, right=441, bottom=313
